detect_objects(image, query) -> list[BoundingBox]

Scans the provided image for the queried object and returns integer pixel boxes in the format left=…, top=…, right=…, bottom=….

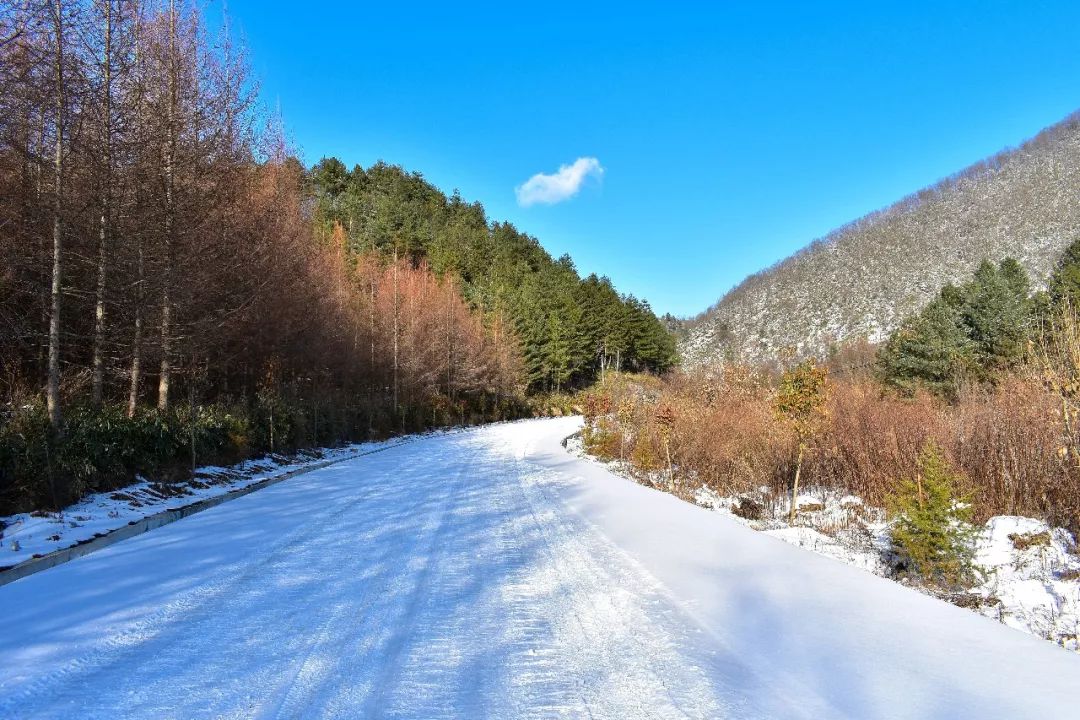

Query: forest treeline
left=308, top=158, right=676, bottom=391
left=0, top=0, right=674, bottom=514
left=582, top=241, right=1080, bottom=556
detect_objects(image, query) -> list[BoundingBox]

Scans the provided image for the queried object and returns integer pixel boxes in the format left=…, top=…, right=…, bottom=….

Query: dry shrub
left=951, top=376, right=1079, bottom=529
left=1009, top=531, right=1052, bottom=550
left=583, top=368, right=1080, bottom=536
left=608, top=367, right=792, bottom=497
left=824, top=338, right=879, bottom=382
left=808, top=382, right=947, bottom=508
left=582, top=417, right=620, bottom=461
left=674, top=397, right=790, bottom=496
left=630, top=433, right=663, bottom=473
left=809, top=376, right=1080, bottom=530
left=732, top=496, right=765, bottom=520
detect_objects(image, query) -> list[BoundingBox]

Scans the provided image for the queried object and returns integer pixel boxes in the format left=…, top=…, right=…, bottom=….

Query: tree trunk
left=664, top=433, right=674, bottom=492
left=127, top=241, right=143, bottom=417
left=157, top=0, right=178, bottom=412
left=92, top=0, right=114, bottom=406
left=158, top=244, right=172, bottom=410
left=789, top=444, right=805, bottom=525
left=189, top=368, right=197, bottom=474
left=446, top=283, right=453, bottom=403
left=392, top=246, right=399, bottom=422
left=46, top=0, right=64, bottom=429
left=369, top=268, right=375, bottom=434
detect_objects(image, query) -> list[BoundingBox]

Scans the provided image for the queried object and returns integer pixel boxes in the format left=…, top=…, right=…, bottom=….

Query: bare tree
left=89, top=0, right=120, bottom=404
left=156, top=0, right=176, bottom=411
left=125, top=0, right=143, bottom=416
left=45, top=0, right=66, bottom=427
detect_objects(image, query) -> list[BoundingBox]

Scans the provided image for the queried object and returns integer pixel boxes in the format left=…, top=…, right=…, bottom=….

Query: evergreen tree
left=880, top=257, right=1033, bottom=396
left=887, top=443, right=978, bottom=589
left=961, top=259, right=1031, bottom=370
left=1048, top=234, right=1080, bottom=309
left=308, top=158, right=677, bottom=392
left=880, top=296, right=973, bottom=398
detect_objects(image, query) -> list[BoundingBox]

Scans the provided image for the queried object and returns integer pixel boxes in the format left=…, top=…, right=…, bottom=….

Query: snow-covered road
left=0, top=417, right=1075, bottom=719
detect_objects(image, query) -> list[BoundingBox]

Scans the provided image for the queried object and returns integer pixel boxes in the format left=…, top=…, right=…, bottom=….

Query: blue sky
left=209, top=1, right=1080, bottom=318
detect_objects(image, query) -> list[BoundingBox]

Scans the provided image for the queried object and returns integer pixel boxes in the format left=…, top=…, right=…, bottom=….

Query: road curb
left=0, top=438, right=415, bottom=588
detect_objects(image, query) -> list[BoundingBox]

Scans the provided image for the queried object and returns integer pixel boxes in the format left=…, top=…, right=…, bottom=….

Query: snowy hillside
left=0, top=418, right=1076, bottom=719
left=683, top=112, right=1080, bottom=365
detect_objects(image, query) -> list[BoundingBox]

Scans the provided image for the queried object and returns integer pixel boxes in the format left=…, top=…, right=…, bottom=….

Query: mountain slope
left=683, top=112, right=1080, bottom=365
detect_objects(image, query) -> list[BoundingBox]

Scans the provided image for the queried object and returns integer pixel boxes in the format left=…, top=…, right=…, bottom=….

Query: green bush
left=0, top=388, right=521, bottom=515
left=0, top=401, right=61, bottom=510
left=251, top=389, right=312, bottom=453
left=0, top=402, right=254, bottom=514
left=887, top=443, right=979, bottom=589
left=177, top=404, right=250, bottom=468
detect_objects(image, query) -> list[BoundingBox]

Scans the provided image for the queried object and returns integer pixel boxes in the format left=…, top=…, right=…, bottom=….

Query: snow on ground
left=574, top=434, right=1079, bottom=653
left=973, top=516, right=1080, bottom=647
left=616, top=455, right=1080, bottom=652
left=0, top=438, right=408, bottom=569
left=692, top=485, right=894, bottom=576
left=0, top=417, right=1077, bottom=719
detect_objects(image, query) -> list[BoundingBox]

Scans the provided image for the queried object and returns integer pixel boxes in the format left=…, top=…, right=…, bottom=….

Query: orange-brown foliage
left=807, top=382, right=946, bottom=508
left=585, top=369, right=1080, bottom=534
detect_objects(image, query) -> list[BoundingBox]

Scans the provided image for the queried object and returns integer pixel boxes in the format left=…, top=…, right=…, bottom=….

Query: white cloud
left=515, top=157, right=604, bottom=207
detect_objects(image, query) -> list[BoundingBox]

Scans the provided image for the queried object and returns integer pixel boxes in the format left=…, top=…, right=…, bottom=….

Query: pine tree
left=961, top=259, right=1031, bottom=370
left=887, top=443, right=978, bottom=589
left=879, top=296, right=973, bottom=397
left=879, top=257, right=1033, bottom=396
left=1049, top=234, right=1080, bottom=309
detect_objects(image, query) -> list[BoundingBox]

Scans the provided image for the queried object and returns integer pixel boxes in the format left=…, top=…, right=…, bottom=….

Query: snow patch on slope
left=974, top=516, right=1080, bottom=646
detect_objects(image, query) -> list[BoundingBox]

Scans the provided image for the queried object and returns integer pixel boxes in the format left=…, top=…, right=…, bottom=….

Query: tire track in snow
left=505, top=456, right=725, bottom=719
left=1, top=421, right=792, bottom=719
left=151, top=443, right=469, bottom=719
left=356, top=442, right=480, bottom=719
left=249, top=461, right=457, bottom=720
left=358, top=435, right=551, bottom=718
left=0, top=447, right=428, bottom=719
left=0, top=487, right=379, bottom=717
left=272, top=443, right=474, bottom=719
left=331, top=427, right=731, bottom=719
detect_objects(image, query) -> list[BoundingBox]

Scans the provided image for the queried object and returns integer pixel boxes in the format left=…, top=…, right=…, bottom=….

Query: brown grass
left=807, top=382, right=945, bottom=508
left=582, top=369, right=1080, bottom=535
left=1009, top=531, right=1052, bottom=551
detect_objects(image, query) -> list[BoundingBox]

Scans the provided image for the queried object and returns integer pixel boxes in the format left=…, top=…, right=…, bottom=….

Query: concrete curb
left=0, top=438, right=415, bottom=588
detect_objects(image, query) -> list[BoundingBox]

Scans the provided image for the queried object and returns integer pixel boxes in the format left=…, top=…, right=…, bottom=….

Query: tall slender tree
left=156, top=0, right=177, bottom=411
left=46, top=0, right=67, bottom=428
